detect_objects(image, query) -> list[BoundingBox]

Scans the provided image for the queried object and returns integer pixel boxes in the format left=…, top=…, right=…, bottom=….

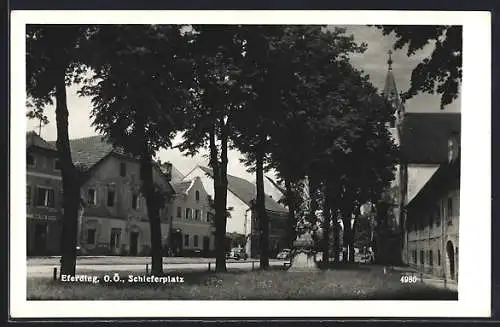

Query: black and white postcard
left=9, top=10, right=491, bottom=318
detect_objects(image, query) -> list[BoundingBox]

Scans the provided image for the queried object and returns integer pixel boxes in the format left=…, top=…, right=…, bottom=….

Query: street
left=27, top=256, right=285, bottom=278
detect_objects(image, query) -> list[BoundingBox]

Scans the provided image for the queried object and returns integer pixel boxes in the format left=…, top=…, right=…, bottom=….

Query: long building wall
left=404, top=188, right=459, bottom=281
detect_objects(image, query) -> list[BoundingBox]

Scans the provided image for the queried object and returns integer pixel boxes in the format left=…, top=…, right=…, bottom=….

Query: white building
left=183, top=165, right=288, bottom=257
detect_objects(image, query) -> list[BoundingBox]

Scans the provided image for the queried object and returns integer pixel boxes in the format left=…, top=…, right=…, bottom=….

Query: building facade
left=183, top=165, right=288, bottom=258
left=26, top=133, right=176, bottom=256
left=405, top=151, right=460, bottom=280
left=77, top=153, right=173, bottom=256
left=170, top=177, right=215, bottom=257
left=26, top=132, right=64, bottom=256
left=380, top=52, right=461, bottom=270
left=381, top=53, right=461, bottom=279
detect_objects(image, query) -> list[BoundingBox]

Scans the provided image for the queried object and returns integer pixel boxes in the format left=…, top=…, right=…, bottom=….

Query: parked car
left=227, top=247, right=248, bottom=260
left=276, top=248, right=292, bottom=260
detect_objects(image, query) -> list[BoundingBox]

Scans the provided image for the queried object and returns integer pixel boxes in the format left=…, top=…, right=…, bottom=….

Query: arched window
left=195, top=190, right=200, bottom=201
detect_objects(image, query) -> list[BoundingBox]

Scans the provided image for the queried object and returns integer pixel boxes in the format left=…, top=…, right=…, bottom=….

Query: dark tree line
left=26, top=24, right=456, bottom=274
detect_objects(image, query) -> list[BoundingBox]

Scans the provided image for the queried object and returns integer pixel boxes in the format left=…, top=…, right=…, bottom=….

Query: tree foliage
left=80, top=24, right=193, bottom=275
left=177, top=25, right=247, bottom=272
left=26, top=25, right=91, bottom=276
left=375, top=25, right=462, bottom=109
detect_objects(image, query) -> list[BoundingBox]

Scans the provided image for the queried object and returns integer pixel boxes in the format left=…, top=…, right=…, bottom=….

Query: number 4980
left=400, top=275, right=418, bottom=283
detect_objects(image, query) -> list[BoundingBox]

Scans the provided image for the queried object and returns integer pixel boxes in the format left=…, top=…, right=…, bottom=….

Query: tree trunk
left=342, top=211, right=352, bottom=263
left=136, top=114, right=163, bottom=276
left=140, top=154, right=163, bottom=275
left=348, top=220, right=356, bottom=263
left=256, top=145, right=269, bottom=269
left=332, top=217, right=341, bottom=263
left=55, top=66, right=80, bottom=276
left=210, top=121, right=228, bottom=272
left=285, top=178, right=296, bottom=248
left=321, top=188, right=331, bottom=264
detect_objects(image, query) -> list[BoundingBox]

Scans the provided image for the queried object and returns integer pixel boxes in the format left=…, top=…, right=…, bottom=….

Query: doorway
left=130, top=232, right=139, bottom=256
left=203, top=236, right=210, bottom=257
left=446, top=241, right=455, bottom=280
left=34, top=222, right=47, bottom=255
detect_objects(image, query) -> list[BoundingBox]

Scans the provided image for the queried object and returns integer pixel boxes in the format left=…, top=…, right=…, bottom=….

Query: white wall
left=183, top=167, right=251, bottom=237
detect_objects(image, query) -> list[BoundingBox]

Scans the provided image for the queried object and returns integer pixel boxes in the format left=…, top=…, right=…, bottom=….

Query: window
left=420, top=250, right=424, bottom=265
left=36, top=187, right=55, bottom=207
left=176, top=207, right=181, bottom=218
left=27, top=154, right=35, bottom=167
left=194, top=235, right=199, bottom=247
left=429, top=250, right=433, bottom=266
left=87, top=189, right=97, bottom=205
left=184, top=234, right=189, bottom=247
left=110, top=228, right=121, bottom=248
left=185, top=208, right=192, bottom=220
left=86, top=229, right=96, bottom=244
left=413, top=250, right=417, bottom=264
left=195, top=209, right=200, bottom=221
left=207, top=212, right=211, bottom=222
left=119, top=162, right=127, bottom=177
left=107, top=190, right=115, bottom=207
left=132, top=194, right=139, bottom=210
left=54, top=159, right=62, bottom=171
left=27, top=186, right=31, bottom=206
left=447, top=197, right=453, bottom=224
left=195, top=190, right=200, bottom=201
left=438, top=250, right=441, bottom=266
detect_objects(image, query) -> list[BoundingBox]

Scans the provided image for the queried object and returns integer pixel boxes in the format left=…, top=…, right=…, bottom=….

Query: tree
left=263, top=27, right=368, bottom=257
left=301, top=56, right=398, bottom=263
left=26, top=25, right=90, bottom=276
left=178, top=25, right=246, bottom=272
left=81, top=25, right=193, bottom=275
left=375, top=25, right=462, bottom=109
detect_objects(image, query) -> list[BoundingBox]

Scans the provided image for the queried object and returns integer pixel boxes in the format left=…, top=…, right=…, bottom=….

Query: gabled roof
left=197, top=166, right=287, bottom=213
left=26, top=131, right=57, bottom=152
left=400, top=112, right=461, bottom=164
left=172, top=181, right=193, bottom=195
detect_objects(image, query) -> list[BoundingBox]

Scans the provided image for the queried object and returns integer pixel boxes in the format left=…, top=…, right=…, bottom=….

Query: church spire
left=383, top=49, right=399, bottom=106
left=382, top=49, right=405, bottom=129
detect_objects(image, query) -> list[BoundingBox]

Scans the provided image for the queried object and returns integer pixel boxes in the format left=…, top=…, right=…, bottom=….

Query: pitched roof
left=170, top=165, right=185, bottom=183
left=172, top=181, right=193, bottom=195
left=406, top=158, right=460, bottom=210
left=400, top=112, right=461, bottom=164
left=26, top=131, right=57, bottom=151
left=63, top=135, right=115, bottom=170
left=197, top=166, right=287, bottom=213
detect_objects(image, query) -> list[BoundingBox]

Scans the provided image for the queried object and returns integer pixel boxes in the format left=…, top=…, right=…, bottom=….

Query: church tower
left=383, top=50, right=405, bottom=145
left=381, top=50, right=408, bottom=263
left=382, top=50, right=406, bottom=232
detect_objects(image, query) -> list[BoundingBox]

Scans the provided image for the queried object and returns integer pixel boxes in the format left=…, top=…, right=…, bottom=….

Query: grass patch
left=27, top=266, right=457, bottom=301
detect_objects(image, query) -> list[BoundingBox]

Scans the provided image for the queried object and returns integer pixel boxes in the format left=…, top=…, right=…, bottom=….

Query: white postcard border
left=10, top=10, right=491, bottom=318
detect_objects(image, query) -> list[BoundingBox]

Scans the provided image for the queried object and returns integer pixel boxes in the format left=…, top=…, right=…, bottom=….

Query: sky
left=27, top=25, right=461, bottom=183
